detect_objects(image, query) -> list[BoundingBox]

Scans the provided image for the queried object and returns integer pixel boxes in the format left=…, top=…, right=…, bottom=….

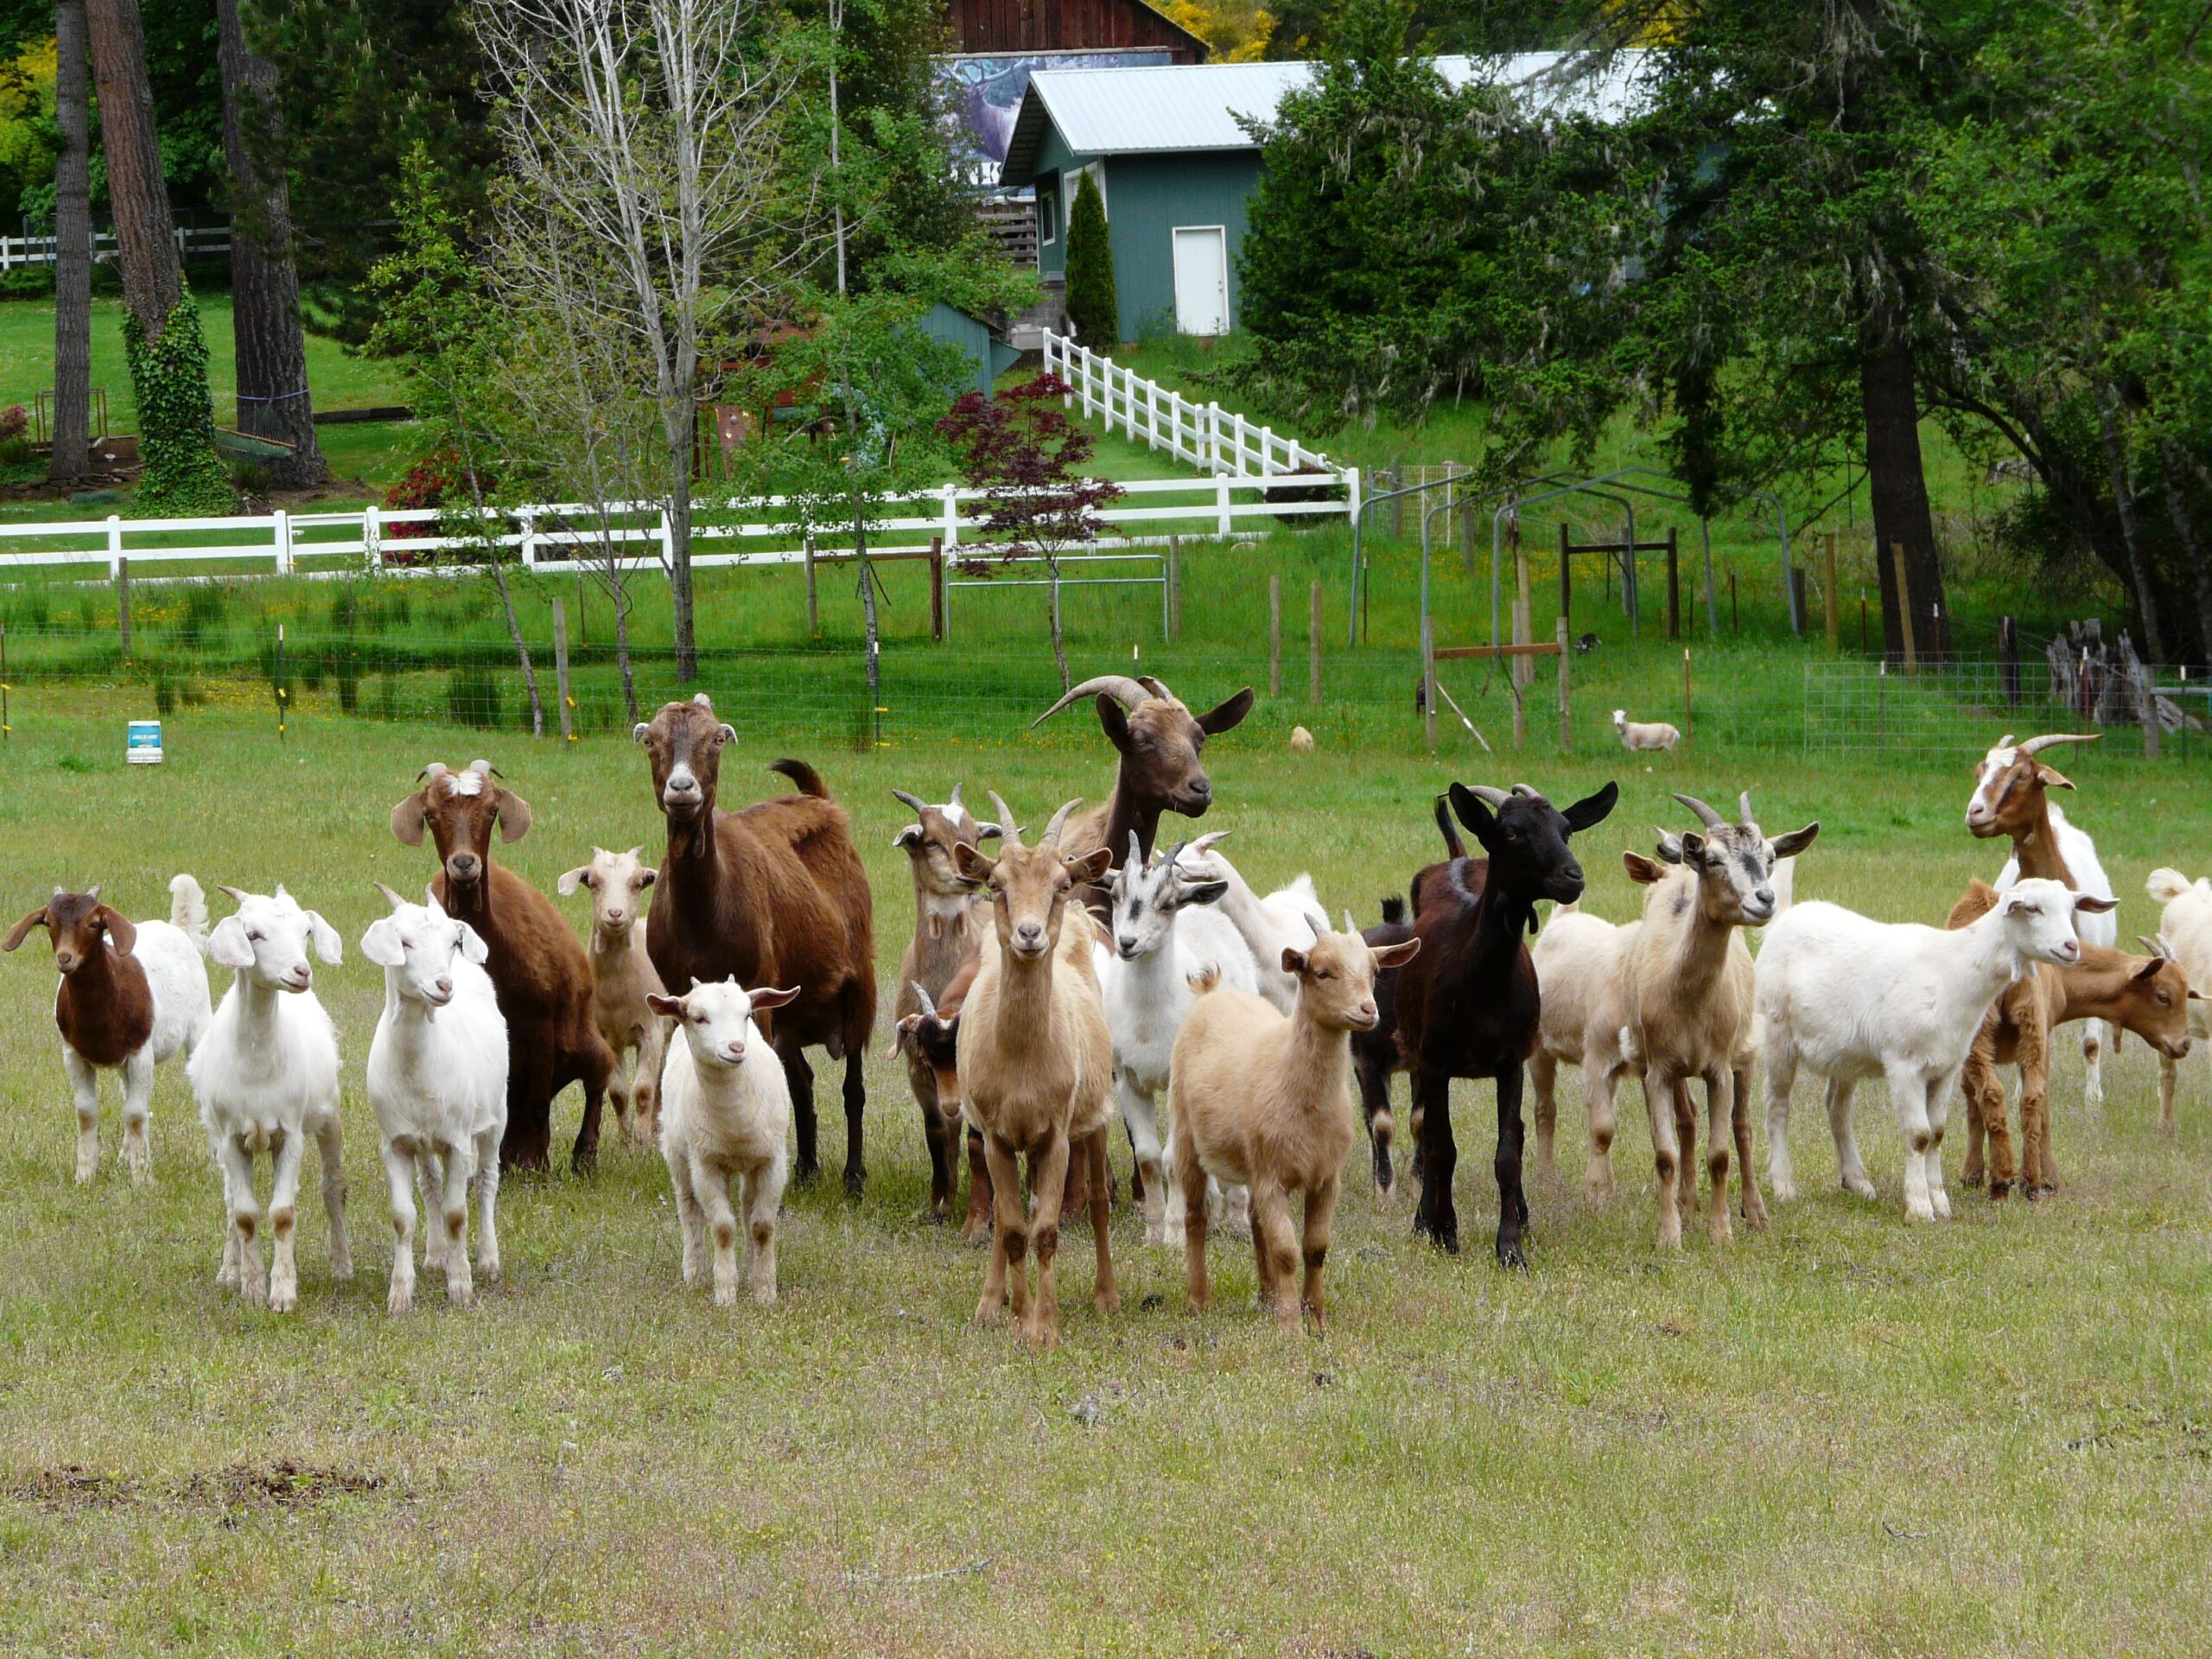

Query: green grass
left=1, top=706, right=2209, bottom=1655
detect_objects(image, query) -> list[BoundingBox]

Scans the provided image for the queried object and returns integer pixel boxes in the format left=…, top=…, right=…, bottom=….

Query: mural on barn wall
left=941, top=51, right=1176, bottom=185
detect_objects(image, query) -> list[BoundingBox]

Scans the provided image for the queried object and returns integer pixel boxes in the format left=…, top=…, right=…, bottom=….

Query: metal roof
left=1001, top=52, right=1645, bottom=181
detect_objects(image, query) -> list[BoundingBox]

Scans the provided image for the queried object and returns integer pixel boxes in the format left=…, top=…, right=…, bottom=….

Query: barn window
left=1039, top=188, right=1058, bottom=246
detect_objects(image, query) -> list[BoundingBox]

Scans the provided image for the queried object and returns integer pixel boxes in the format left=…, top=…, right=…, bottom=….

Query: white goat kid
left=653, top=978, right=799, bottom=1306
left=1092, top=835, right=1256, bottom=1245
left=1176, top=830, right=1326, bottom=1014
left=2147, top=868, right=2212, bottom=1129
left=1757, top=877, right=2107, bottom=1222
left=188, top=887, right=351, bottom=1312
left=361, top=887, right=508, bottom=1313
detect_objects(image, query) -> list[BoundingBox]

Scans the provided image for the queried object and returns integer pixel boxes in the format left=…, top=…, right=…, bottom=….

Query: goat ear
left=457, top=922, right=490, bottom=965
left=1372, top=937, right=1421, bottom=969
left=1096, top=694, right=1134, bottom=754
left=359, top=918, right=405, bottom=968
left=94, top=906, right=137, bottom=957
left=2, top=906, right=48, bottom=951
left=973, top=820, right=1003, bottom=842
left=638, top=868, right=657, bottom=890
left=1178, top=879, right=1230, bottom=910
left=1561, top=781, right=1620, bottom=831
left=1281, top=946, right=1311, bottom=978
left=306, top=911, right=343, bottom=965
left=1446, top=784, right=1498, bottom=845
left=391, top=791, right=429, bottom=846
left=494, top=788, right=532, bottom=842
left=893, top=825, right=924, bottom=851
left=632, top=721, right=651, bottom=744
left=2191, top=988, right=2209, bottom=1001
left=2036, top=765, right=2075, bottom=791
left=208, top=916, right=255, bottom=969
left=2074, top=895, right=2118, bottom=913
left=1195, top=686, right=1255, bottom=735
left=951, top=842, right=995, bottom=885
left=646, top=992, right=685, bottom=1020
left=747, top=985, right=800, bottom=1013
left=715, top=723, right=736, bottom=747
left=2133, top=957, right=2166, bottom=983
left=1770, top=822, right=1821, bottom=859
left=1623, top=851, right=1669, bottom=886
left=556, top=867, right=590, bottom=896
left=1070, top=847, right=1114, bottom=885
left=1678, top=831, right=1707, bottom=861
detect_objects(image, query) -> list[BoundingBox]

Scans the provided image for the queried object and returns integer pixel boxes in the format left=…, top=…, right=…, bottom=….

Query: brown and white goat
left=634, top=696, right=878, bottom=1194
left=889, top=784, right=1001, bottom=1219
left=391, top=760, right=614, bottom=1173
left=1947, top=880, right=2199, bottom=1197
left=1028, top=673, right=1254, bottom=874
left=557, top=847, right=671, bottom=1146
left=891, top=951, right=993, bottom=1243
left=1965, top=732, right=2120, bottom=1104
left=1622, top=792, right=1817, bottom=1247
left=1170, top=925, right=1419, bottom=1331
left=947, top=793, right=1118, bottom=1348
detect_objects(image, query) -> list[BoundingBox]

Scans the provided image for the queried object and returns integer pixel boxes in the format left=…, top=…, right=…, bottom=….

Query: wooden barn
left=949, top=0, right=1207, bottom=60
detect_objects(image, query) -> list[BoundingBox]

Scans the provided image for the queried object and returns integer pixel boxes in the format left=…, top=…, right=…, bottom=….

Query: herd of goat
left=7, top=674, right=2212, bottom=1347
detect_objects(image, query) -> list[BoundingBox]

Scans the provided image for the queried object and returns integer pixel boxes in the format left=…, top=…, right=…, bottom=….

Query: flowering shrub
left=382, top=449, right=495, bottom=559
left=0, top=403, right=29, bottom=441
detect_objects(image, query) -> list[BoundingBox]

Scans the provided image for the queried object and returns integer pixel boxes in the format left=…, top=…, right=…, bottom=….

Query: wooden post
left=1308, top=579, right=1322, bottom=706
left=929, top=536, right=944, bottom=641
left=1167, top=535, right=1181, bottom=639
left=552, top=598, right=575, bottom=741
left=1422, top=614, right=1436, bottom=753
left=1664, top=525, right=1680, bottom=639
left=1999, top=614, right=2020, bottom=705
left=804, top=535, right=819, bottom=639
left=575, top=574, right=587, bottom=648
left=1556, top=615, right=1571, bottom=752
left=1860, top=592, right=1868, bottom=654
left=1268, top=575, right=1282, bottom=697
left=116, top=556, right=130, bottom=659
left=1822, top=531, right=1839, bottom=647
left=2143, top=664, right=2163, bottom=760
left=1514, top=537, right=1533, bottom=698
left=2, top=621, right=10, bottom=739
left=1390, top=477, right=1403, bottom=540
left=1682, top=648, right=1692, bottom=745
left=1891, top=543, right=1916, bottom=671
left=1558, top=521, right=1571, bottom=624
left=1729, top=570, right=1738, bottom=634
left=275, top=623, right=286, bottom=741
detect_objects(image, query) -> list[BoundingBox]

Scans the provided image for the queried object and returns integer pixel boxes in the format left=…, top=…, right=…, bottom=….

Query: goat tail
left=168, top=874, right=208, bottom=950
left=1185, top=963, right=1224, bottom=998
left=1432, top=794, right=1468, bottom=861
left=2147, top=867, right=2196, bottom=906
left=768, top=757, right=830, bottom=799
left=1380, top=895, right=1407, bottom=926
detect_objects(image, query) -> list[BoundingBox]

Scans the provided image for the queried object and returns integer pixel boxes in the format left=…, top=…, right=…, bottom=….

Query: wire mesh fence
left=1803, top=657, right=2212, bottom=762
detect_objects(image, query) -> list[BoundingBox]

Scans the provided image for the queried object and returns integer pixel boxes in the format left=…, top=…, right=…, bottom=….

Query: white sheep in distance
left=652, top=977, right=799, bottom=1307
left=1757, top=877, right=2110, bottom=1222
left=1614, top=709, right=1681, bottom=753
left=187, top=887, right=351, bottom=1312
left=361, top=886, right=509, bottom=1314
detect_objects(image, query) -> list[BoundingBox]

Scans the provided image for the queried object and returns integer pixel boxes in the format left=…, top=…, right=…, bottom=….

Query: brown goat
left=890, top=784, right=1000, bottom=1219
left=391, top=760, right=614, bottom=1173
left=1947, top=880, right=2200, bottom=1197
left=948, top=793, right=1117, bottom=1348
left=1028, top=674, right=1254, bottom=873
left=891, top=951, right=994, bottom=1243
left=633, top=696, right=878, bottom=1193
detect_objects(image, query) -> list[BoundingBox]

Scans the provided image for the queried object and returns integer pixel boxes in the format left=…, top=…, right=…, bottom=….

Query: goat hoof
left=1987, top=1179, right=2010, bottom=1201
left=388, top=1283, right=413, bottom=1315
left=1094, top=1289, right=1121, bottom=1315
left=1962, top=1169, right=1985, bottom=1188
left=842, top=1169, right=866, bottom=1200
left=1494, top=1237, right=1528, bottom=1271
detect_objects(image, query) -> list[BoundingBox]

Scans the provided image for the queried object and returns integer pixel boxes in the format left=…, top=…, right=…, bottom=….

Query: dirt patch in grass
left=11, top=1459, right=393, bottom=1517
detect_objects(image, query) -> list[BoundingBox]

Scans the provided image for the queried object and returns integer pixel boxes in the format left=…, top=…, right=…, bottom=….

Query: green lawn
left=0, top=702, right=2209, bottom=1655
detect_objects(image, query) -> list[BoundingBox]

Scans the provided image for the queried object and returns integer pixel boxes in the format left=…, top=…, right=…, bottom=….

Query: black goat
left=1392, top=779, right=1619, bottom=1265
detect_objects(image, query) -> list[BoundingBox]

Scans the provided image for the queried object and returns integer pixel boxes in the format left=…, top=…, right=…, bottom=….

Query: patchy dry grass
left=1, top=708, right=2209, bottom=1656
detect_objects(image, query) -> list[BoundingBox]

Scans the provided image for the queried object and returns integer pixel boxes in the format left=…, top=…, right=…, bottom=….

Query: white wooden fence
left=1041, top=331, right=1336, bottom=478
left=0, top=226, right=230, bottom=271
left=0, top=471, right=1358, bottom=584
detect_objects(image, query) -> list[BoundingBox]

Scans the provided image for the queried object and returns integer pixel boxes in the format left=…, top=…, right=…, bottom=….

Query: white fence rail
left=1, top=225, right=230, bottom=271
left=1041, top=331, right=1336, bottom=479
left=0, top=473, right=1356, bottom=585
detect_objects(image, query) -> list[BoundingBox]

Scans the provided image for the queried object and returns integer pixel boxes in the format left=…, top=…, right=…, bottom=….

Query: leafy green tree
left=1063, top=169, right=1118, bottom=351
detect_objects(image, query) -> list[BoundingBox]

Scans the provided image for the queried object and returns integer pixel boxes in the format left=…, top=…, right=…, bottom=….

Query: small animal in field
left=1575, top=632, right=1601, bottom=654
left=1289, top=726, right=1316, bottom=753
left=1614, top=709, right=1681, bottom=753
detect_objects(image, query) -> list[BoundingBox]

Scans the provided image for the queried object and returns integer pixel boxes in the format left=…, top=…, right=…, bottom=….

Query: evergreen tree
left=1063, top=170, right=1118, bottom=351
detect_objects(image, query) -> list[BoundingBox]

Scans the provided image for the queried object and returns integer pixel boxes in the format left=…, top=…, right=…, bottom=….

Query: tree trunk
left=214, top=0, right=328, bottom=487
left=2158, top=440, right=2212, bottom=667
left=86, top=0, right=181, bottom=339
left=1859, top=331, right=1948, bottom=662
left=2097, top=388, right=2164, bottom=662
left=665, top=403, right=696, bottom=681
left=48, top=0, right=93, bottom=481
left=615, top=582, right=639, bottom=723
left=1047, top=556, right=1069, bottom=692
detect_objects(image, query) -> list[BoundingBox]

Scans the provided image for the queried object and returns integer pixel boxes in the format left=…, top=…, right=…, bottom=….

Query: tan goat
left=1169, top=923, right=1419, bottom=1332
left=557, top=847, right=670, bottom=1146
left=950, top=793, right=1118, bottom=1348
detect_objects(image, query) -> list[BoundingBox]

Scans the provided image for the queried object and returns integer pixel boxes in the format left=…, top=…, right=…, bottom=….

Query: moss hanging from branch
left=124, top=296, right=237, bottom=516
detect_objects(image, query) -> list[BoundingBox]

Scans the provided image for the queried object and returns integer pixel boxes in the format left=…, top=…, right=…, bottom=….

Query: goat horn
left=1029, top=675, right=1151, bottom=728
left=467, top=759, right=503, bottom=779
left=1135, top=674, right=1175, bottom=702
left=1997, top=734, right=2016, bottom=749
left=1511, top=783, right=1540, bottom=798
left=1466, top=785, right=1511, bottom=807
left=2139, top=934, right=2171, bottom=959
left=373, top=881, right=407, bottom=911
left=912, top=982, right=938, bottom=1020
left=416, top=762, right=448, bottom=782
left=1040, top=798, right=1084, bottom=848
left=1674, top=792, right=1727, bottom=830
left=218, top=885, right=250, bottom=906
left=52, top=886, right=67, bottom=900
left=1188, top=830, right=1231, bottom=854
left=1161, top=838, right=1189, bottom=875
left=2017, top=732, right=2102, bottom=757
left=1652, top=826, right=1683, bottom=862
left=987, top=791, right=1022, bottom=848
left=1343, top=908, right=1357, bottom=933
left=1738, top=791, right=1756, bottom=826
left=890, top=788, right=928, bottom=815
left=949, top=782, right=964, bottom=807
left=83, top=883, right=99, bottom=900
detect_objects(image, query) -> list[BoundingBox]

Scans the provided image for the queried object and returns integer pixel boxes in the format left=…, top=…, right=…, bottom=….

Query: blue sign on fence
left=126, top=720, right=162, bottom=766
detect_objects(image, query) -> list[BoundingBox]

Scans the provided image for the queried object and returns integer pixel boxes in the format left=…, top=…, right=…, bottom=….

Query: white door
left=1172, top=226, right=1230, bottom=336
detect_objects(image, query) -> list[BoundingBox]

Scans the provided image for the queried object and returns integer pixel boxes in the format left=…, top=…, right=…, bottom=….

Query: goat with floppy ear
left=556, top=848, right=672, bottom=1147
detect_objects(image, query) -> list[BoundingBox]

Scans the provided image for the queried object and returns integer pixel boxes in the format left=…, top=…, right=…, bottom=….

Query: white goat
left=1529, top=905, right=1641, bottom=1198
left=361, top=887, right=508, bottom=1314
left=2148, top=868, right=2212, bottom=1130
left=1614, top=709, right=1681, bottom=753
left=652, top=977, right=798, bottom=1306
left=1176, top=830, right=1327, bottom=1014
left=1091, top=835, right=1257, bottom=1245
left=1758, top=877, right=2107, bottom=1222
left=187, top=887, right=351, bottom=1312
left=557, top=846, right=669, bottom=1145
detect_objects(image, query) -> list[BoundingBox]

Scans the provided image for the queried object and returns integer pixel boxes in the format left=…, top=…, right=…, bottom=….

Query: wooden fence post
left=117, top=556, right=130, bottom=659
left=1999, top=614, right=2020, bottom=705
left=804, top=535, right=819, bottom=639
left=929, top=536, right=944, bottom=641
left=1558, top=521, right=1571, bottom=625
left=1557, top=616, right=1571, bottom=752
left=1730, top=569, right=1738, bottom=635
left=552, top=598, right=575, bottom=741
left=1665, top=525, right=1680, bottom=639
left=1892, top=543, right=1916, bottom=671
left=1822, top=531, right=1839, bottom=647
left=1682, top=648, right=1693, bottom=745
left=1308, top=579, right=1322, bottom=706
left=1268, top=575, right=1282, bottom=697
left=1422, top=614, right=1436, bottom=753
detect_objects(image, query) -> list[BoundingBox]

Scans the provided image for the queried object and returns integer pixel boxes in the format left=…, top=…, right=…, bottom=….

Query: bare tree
left=49, top=0, right=93, bottom=482
left=474, top=0, right=804, bottom=683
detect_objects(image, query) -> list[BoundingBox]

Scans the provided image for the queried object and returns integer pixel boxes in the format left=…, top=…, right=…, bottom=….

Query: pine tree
left=1063, top=171, right=1120, bottom=351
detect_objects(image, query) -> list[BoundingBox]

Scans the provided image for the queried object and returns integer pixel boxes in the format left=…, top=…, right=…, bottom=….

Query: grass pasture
left=2, top=703, right=2211, bottom=1656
